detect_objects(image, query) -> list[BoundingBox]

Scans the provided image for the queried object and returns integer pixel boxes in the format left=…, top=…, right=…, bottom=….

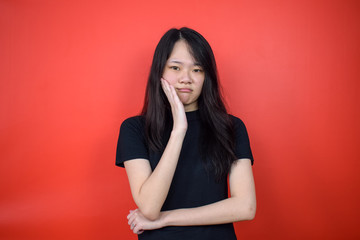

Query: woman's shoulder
left=228, top=114, right=246, bottom=127
left=228, top=114, right=252, bottom=135
left=122, top=115, right=145, bottom=123
left=120, top=115, right=145, bottom=131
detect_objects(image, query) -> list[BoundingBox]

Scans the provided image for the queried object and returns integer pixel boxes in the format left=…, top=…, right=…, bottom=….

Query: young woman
left=116, top=27, right=256, bottom=240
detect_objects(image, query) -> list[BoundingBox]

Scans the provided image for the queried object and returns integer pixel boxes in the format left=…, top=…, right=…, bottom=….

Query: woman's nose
left=179, top=70, right=192, bottom=84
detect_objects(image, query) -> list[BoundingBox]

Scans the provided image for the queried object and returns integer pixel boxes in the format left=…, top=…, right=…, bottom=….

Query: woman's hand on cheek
left=161, top=78, right=187, bottom=133
left=127, top=209, right=164, bottom=234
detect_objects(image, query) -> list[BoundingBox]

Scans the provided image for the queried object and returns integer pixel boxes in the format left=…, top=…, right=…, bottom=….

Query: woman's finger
left=128, top=216, right=134, bottom=227
left=127, top=211, right=137, bottom=226
left=129, top=217, right=137, bottom=231
left=127, top=210, right=134, bottom=220
left=169, top=84, right=182, bottom=106
left=133, top=224, right=143, bottom=234
left=127, top=209, right=138, bottom=219
left=160, top=78, right=170, bottom=95
left=162, top=79, right=182, bottom=109
left=161, top=78, right=176, bottom=105
left=161, top=81, right=172, bottom=104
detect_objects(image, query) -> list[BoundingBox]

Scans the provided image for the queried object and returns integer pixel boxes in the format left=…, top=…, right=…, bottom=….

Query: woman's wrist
left=159, top=211, right=170, bottom=228
left=170, top=128, right=187, bottom=138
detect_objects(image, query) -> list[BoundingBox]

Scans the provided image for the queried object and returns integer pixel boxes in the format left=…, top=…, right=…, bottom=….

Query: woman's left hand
left=127, top=209, right=163, bottom=234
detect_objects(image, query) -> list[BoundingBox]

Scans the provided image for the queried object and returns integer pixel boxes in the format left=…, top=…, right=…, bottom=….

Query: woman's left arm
left=127, top=158, right=256, bottom=233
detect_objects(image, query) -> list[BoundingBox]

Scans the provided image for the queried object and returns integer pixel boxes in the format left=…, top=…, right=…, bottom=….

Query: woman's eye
left=170, top=66, right=180, bottom=71
left=193, top=68, right=203, bottom=73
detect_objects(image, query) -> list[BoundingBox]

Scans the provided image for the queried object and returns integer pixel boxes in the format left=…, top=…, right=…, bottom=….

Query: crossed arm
left=123, top=79, right=256, bottom=234
left=125, top=158, right=256, bottom=234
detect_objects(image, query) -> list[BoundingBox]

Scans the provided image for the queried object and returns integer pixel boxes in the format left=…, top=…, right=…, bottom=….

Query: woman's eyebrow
left=168, top=60, right=183, bottom=64
left=168, top=59, right=202, bottom=66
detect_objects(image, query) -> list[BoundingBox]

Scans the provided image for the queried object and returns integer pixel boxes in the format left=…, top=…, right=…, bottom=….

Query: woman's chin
left=178, top=96, right=191, bottom=105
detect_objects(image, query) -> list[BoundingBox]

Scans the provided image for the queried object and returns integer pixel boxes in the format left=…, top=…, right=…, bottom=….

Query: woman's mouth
left=177, top=88, right=192, bottom=93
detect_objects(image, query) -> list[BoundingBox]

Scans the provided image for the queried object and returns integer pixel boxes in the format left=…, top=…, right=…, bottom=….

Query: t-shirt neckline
left=185, top=110, right=200, bottom=121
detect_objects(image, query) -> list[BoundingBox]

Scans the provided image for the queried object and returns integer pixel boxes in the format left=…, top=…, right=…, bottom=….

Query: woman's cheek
left=162, top=71, right=177, bottom=85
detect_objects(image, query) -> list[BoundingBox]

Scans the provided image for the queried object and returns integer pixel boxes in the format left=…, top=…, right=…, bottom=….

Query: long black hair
left=141, top=27, right=236, bottom=180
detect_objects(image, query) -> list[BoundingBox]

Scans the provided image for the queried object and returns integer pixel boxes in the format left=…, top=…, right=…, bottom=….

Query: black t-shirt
left=116, top=110, right=253, bottom=240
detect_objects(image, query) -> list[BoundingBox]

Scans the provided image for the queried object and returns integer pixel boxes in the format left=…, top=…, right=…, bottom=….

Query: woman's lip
left=177, top=88, right=192, bottom=93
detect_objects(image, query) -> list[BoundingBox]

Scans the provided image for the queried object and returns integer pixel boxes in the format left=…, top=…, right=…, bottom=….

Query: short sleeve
left=115, top=116, right=149, bottom=168
left=231, top=116, right=254, bottom=165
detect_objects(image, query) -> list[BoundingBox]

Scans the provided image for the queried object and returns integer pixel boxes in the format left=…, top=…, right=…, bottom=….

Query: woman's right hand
left=161, top=78, right=188, bottom=133
left=127, top=209, right=164, bottom=234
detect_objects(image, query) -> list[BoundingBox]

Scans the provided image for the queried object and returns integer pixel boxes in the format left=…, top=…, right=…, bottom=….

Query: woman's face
left=162, top=40, right=205, bottom=112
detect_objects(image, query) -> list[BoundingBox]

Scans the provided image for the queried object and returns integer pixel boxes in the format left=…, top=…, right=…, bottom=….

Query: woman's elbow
left=144, top=212, right=160, bottom=221
left=246, top=205, right=256, bottom=220
left=139, top=206, right=161, bottom=221
left=235, top=201, right=256, bottom=221
left=134, top=198, right=161, bottom=221
left=244, top=202, right=256, bottom=220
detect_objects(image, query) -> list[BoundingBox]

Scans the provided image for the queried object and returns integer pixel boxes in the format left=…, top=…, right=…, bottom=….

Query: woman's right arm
left=124, top=79, right=186, bottom=221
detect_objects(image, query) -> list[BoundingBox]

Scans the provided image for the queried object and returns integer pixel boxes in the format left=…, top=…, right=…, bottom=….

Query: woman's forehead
left=167, top=41, right=200, bottom=66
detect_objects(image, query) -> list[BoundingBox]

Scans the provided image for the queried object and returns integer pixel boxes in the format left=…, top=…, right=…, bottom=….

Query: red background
left=1, top=0, right=359, bottom=239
